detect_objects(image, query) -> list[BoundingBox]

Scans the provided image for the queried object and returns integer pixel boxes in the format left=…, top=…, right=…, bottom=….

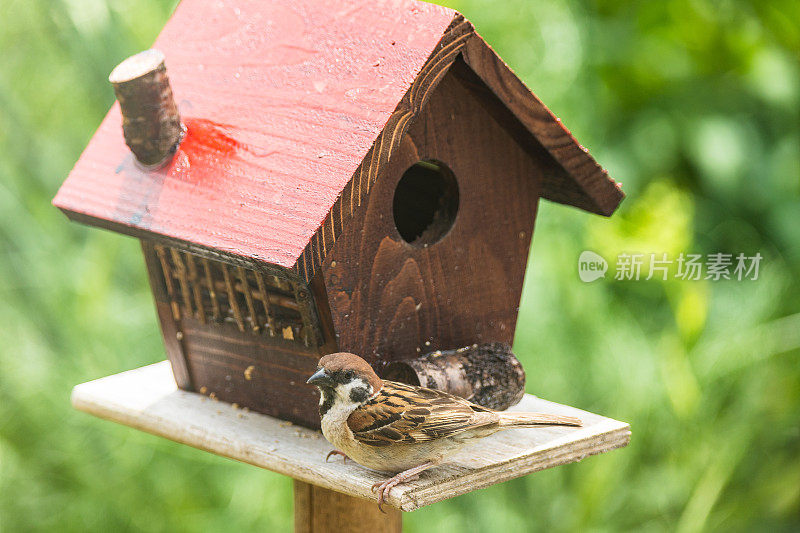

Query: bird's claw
left=325, top=450, right=349, bottom=463
left=371, top=480, right=390, bottom=513
left=371, top=473, right=419, bottom=513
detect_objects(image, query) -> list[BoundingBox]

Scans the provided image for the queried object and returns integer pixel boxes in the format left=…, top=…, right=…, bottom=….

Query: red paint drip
left=167, top=118, right=243, bottom=184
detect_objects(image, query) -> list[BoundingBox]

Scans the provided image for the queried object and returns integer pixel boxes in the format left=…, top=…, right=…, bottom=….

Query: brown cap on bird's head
left=308, top=352, right=383, bottom=392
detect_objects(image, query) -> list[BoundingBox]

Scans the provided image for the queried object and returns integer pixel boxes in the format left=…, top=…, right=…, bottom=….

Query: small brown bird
left=307, top=352, right=582, bottom=509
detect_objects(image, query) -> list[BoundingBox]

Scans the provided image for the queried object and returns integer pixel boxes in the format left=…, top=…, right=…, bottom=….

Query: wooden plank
left=141, top=242, right=193, bottom=390
left=184, top=253, right=206, bottom=324
left=170, top=248, right=194, bottom=316
left=293, top=480, right=401, bottom=533
left=71, top=361, right=630, bottom=512
left=153, top=244, right=181, bottom=321
left=179, top=315, right=321, bottom=428
left=290, top=281, right=317, bottom=348
left=254, top=271, right=277, bottom=336
left=201, top=257, right=222, bottom=321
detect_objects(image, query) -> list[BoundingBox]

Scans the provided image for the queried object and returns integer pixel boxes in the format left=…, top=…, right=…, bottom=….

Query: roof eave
left=460, top=33, right=624, bottom=217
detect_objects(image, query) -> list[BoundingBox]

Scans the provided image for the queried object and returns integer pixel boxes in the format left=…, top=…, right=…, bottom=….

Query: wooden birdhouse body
left=54, top=0, right=622, bottom=429
left=324, top=61, right=546, bottom=361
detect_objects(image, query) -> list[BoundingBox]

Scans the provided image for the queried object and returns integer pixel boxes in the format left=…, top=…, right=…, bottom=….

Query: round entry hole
left=392, top=160, right=459, bottom=247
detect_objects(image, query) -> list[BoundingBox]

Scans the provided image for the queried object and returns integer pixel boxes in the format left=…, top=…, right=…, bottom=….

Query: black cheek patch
left=319, top=389, right=335, bottom=417
left=349, top=386, right=370, bottom=403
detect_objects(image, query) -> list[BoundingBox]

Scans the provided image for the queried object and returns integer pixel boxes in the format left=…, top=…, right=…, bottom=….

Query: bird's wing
left=347, top=381, right=496, bottom=447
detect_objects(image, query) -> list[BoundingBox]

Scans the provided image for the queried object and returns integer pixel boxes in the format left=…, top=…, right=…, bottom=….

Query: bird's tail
left=497, top=412, right=582, bottom=428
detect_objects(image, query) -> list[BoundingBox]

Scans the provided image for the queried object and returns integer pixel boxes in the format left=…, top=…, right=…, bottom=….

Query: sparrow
left=306, top=352, right=582, bottom=510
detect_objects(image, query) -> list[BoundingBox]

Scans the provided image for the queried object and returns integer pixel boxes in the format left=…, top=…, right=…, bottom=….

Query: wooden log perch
left=383, top=342, right=526, bottom=410
left=109, top=49, right=183, bottom=168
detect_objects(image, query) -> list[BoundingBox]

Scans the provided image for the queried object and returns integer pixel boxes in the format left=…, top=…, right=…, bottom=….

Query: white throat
left=319, top=378, right=375, bottom=437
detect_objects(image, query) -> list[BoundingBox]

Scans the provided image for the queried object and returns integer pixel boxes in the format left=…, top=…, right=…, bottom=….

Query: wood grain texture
left=295, top=14, right=473, bottom=282
left=142, top=239, right=334, bottom=428
left=294, top=480, right=401, bottom=533
left=142, top=241, right=192, bottom=389
left=180, top=315, right=323, bottom=428
left=71, top=361, right=630, bottom=512
left=323, top=65, right=542, bottom=366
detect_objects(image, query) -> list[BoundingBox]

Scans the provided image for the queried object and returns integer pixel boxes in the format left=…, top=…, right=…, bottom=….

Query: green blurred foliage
left=1, top=0, right=798, bottom=531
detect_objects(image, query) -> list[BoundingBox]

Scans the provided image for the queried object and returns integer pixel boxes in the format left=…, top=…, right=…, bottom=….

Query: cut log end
left=383, top=343, right=526, bottom=411
left=109, top=49, right=183, bottom=168
left=109, top=49, right=166, bottom=84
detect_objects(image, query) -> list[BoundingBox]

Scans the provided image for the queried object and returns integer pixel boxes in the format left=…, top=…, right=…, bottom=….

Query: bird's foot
left=325, top=449, right=350, bottom=464
left=370, top=462, right=436, bottom=513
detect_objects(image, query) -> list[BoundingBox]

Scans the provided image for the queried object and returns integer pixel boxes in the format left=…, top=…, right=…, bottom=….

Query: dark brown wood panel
left=180, top=316, right=322, bottom=428
left=323, top=66, right=543, bottom=368
left=142, top=240, right=337, bottom=428
left=294, top=15, right=473, bottom=283
left=141, top=241, right=193, bottom=389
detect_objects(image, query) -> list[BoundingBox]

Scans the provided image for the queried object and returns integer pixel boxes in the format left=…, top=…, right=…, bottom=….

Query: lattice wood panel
left=151, top=244, right=321, bottom=346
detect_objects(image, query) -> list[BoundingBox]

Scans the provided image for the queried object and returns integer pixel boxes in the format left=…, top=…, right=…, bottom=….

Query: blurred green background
left=1, top=0, right=798, bottom=531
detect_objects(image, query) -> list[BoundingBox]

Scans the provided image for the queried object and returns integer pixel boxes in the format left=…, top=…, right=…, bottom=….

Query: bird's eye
left=344, top=370, right=355, bottom=380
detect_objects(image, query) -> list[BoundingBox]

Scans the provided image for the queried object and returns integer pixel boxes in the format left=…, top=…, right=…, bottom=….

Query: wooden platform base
left=71, top=361, right=630, bottom=512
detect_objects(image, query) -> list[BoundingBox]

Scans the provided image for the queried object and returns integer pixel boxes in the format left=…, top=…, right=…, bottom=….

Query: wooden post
left=293, top=480, right=401, bottom=533
left=109, top=49, right=183, bottom=168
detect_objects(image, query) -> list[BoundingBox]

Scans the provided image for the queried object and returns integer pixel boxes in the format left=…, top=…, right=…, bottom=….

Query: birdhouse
left=54, top=0, right=623, bottom=431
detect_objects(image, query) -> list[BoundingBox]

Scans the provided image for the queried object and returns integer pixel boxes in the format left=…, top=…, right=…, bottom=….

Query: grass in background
left=1, top=0, right=798, bottom=531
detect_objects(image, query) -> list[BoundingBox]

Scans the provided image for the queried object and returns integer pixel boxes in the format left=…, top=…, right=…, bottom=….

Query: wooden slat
left=201, top=257, right=221, bottom=321
left=71, top=361, right=630, bottom=511
left=220, top=263, right=245, bottom=332
left=111, top=318, right=323, bottom=419
left=170, top=248, right=194, bottom=316
left=254, top=271, right=277, bottom=337
left=141, top=242, right=193, bottom=390
left=238, top=266, right=260, bottom=333
left=206, top=277, right=298, bottom=312
left=291, top=281, right=317, bottom=347
left=184, top=253, right=206, bottom=324
left=154, top=245, right=181, bottom=321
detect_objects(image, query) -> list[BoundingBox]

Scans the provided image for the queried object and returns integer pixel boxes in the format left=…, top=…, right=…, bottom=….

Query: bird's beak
left=306, top=368, right=333, bottom=387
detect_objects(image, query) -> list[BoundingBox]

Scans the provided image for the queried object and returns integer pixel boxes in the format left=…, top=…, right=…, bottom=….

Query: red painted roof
left=54, top=0, right=622, bottom=277
left=54, top=0, right=457, bottom=268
